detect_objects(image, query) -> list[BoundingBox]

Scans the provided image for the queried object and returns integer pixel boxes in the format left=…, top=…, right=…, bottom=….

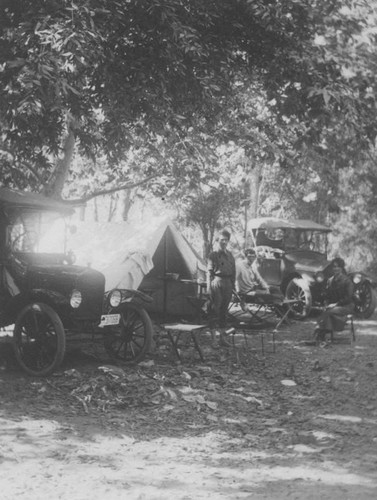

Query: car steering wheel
left=298, top=241, right=314, bottom=250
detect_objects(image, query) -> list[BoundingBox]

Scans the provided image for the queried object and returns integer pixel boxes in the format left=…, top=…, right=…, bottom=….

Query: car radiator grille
left=73, top=269, right=105, bottom=321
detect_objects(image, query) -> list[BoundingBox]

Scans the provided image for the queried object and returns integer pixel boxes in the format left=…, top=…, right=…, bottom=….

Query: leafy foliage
left=2, top=1, right=377, bottom=269
left=2, top=1, right=373, bottom=192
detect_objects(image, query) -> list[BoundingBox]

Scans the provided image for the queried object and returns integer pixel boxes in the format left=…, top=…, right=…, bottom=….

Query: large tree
left=2, top=0, right=374, bottom=200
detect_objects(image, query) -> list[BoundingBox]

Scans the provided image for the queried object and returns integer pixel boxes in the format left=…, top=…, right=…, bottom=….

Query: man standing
left=207, top=229, right=236, bottom=347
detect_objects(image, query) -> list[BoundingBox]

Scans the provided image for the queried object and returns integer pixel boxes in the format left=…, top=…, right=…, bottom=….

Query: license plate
left=99, top=314, right=120, bottom=327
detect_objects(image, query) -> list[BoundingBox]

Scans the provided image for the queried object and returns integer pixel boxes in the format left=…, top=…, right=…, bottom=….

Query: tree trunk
left=43, top=124, right=76, bottom=199
left=247, top=158, right=262, bottom=219
left=107, top=194, right=118, bottom=222
left=79, top=204, right=85, bottom=221
left=201, top=224, right=210, bottom=259
left=94, top=197, right=99, bottom=222
left=241, top=154, right=263, bottom=248
left=120, top=189, right=133, bottom=221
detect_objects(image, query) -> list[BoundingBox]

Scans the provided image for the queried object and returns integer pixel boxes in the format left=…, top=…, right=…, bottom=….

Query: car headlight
left=353, top=273, right=362, bottom=284
left=315, top=272, right=325, bottom=283
left=70, top=289, right=82, bottom=308
left=109, top=289, right=122, bottom=307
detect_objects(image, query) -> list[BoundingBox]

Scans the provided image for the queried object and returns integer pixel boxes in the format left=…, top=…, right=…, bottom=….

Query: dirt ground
left=1, top=312, right=377, bottom=500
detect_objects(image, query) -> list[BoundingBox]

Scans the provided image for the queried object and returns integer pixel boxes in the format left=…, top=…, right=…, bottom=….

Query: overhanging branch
left=65, top=175, right=157, bottom=204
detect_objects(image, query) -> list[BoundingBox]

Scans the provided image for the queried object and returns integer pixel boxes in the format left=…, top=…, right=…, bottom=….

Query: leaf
left=138, top=360, right=155, bottom=368
left=205, top=401, right=218, bottom=410
left=162, top=404, right=175, bottom=411
left=181, top=394, right=197, bottom=403
left=166, top=389, right=177, bottom=400
left=243, top=396, right=263, bottom=406
left=281, top=380, right=297, bottom=387
left=178, top=386, right=196, bottom=394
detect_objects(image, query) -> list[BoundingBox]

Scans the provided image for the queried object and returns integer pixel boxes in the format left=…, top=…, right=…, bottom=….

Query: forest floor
left=1, top=311, right=377, bottom=500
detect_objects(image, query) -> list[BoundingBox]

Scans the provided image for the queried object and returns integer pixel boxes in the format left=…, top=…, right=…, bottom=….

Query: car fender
left=292, top=276, right=311, bottom=291
left=297, top=272, right=318, bottom=289
left=2, top=289, right=67, bottom=325
left=120, top=289, right=153, bottom=304
left=348, top=271, right=375, bottom=287
left=282, top=273, right=311, bottom=293
left=104, top=288, right=153, bottom=312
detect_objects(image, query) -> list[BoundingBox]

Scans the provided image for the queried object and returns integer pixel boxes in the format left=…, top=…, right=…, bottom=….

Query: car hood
left=284, top=250, right=330, bottom=273
left=26, top=263, right=105, bottom=293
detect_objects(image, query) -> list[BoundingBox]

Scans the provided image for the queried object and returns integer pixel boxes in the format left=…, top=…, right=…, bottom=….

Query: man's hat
left=219, top=229, right=231, bottom=240
left=245, top=248, right=256, bottom=257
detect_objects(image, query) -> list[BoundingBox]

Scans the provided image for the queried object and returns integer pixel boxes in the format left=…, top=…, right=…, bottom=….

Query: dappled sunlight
left=0, top=417, right=376, bottom=500
left=318, top=414, right=377, bottom=425
left=2, top=314, right=377, bottom=499
left=354, top=319, right=377, bottom=337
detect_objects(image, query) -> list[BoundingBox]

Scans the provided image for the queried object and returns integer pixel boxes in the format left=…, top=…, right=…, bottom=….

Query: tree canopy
left=1, top=0, right=377, bottom=268
left=2, top=0, right=375, bottom=196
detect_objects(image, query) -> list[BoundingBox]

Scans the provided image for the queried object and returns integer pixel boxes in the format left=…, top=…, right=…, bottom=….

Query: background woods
left=1, top=0, right=377, bottom=268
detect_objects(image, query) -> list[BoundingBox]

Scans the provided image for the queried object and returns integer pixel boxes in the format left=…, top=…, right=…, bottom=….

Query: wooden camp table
left=162, top=323, right=206, bottom=361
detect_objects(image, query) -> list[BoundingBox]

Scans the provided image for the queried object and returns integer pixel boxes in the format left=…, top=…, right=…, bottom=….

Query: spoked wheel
left=353, top=281, right=377, bottom=318
left=103, top=303, right=153, bottom=364
left=13, top=302, right=66, bottom=376
left=285, top=278, right=312, bottom=319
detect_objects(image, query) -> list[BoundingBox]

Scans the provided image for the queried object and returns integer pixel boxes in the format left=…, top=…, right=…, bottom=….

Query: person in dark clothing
left=314, top=257, right=354, bottom=343
left=207, top=229, right=236, bottom=347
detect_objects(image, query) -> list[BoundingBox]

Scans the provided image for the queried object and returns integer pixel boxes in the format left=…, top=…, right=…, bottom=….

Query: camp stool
left=163, top=323, right=206, bottom=361
left=330, top=314, right=356, bottom=344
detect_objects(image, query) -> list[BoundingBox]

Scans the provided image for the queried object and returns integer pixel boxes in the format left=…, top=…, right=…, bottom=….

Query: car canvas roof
left=248, top=217, right=331, bottom=232
left=0, top=187, right=74, bottom=215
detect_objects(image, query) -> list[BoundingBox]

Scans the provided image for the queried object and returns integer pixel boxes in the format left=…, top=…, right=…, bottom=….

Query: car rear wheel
left=285, top=278, right=312, bottom=319
left=353, top=281, right=377, bottom=319
left=104, top=303, right=153, bottom=364
left=13, top=302, right=66, bottom=376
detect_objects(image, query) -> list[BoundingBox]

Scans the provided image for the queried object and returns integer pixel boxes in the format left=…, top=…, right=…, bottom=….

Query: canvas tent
left=66, top=218, right=206, bottom=318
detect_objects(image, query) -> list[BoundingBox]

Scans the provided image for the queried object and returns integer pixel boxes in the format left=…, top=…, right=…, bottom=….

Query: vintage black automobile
left=247, top=217, right=376, bottom=319
left=0, top=187, right=153, bottom=376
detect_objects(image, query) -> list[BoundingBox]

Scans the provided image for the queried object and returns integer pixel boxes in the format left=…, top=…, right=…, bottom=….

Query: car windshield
left=285, top=229, right=328, bottom=253
left=8, top=210, right=71, bottom=254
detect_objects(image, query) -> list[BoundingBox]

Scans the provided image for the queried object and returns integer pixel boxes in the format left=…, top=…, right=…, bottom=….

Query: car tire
left=285, top=278, right=312, bottom=319
left=104, top=303, right=153, bottom=364
left=353, top=281, right=377, bottom=319
left=13, top=302, right=66, bottom=376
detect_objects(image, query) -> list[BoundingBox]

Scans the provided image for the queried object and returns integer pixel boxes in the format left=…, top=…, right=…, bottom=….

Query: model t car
left=247, top=217, right=376, bottom=319
left=0, top=187, right=153, bottom=376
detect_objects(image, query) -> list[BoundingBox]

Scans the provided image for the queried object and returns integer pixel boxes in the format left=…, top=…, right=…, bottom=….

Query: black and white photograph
left=1, top=1, right=377, bottom=498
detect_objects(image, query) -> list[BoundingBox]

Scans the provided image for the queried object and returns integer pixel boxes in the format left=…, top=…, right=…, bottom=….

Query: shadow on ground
left=1, top=314, right=377, bottom=499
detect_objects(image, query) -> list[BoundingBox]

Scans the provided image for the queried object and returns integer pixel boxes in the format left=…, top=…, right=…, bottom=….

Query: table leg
left=191, top=331, right=205, bottom=361
left=167, top=331, right=182, bottom=360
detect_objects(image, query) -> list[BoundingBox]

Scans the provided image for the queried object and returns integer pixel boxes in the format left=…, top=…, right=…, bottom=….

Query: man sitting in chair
left=236, top=248, right=285, bottom=303
left=236, top=248, right=270, bottom=296
left=313, top=257, right=354, bottom=344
